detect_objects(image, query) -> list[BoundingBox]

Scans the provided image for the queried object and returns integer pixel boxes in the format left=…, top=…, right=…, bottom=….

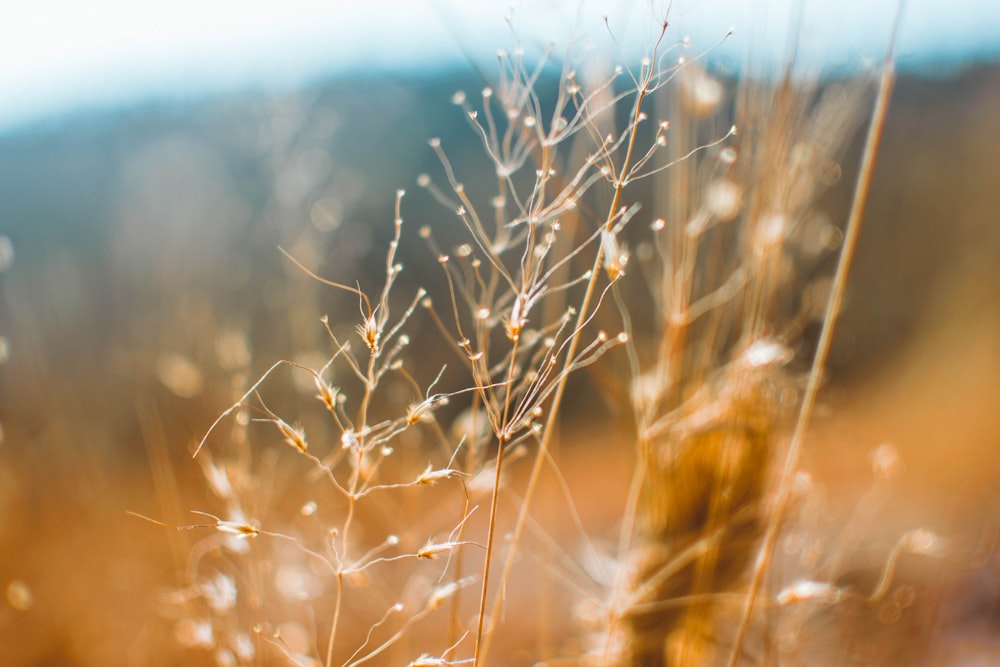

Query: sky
left=0, top=0, right=996, bottom=131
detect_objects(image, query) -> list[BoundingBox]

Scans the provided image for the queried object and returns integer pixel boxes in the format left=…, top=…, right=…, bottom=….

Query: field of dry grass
left=1, top=12, right=999, bottom=667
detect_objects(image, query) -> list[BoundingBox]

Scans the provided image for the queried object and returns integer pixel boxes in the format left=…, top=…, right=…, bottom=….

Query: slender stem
left=472, top=332, right=521, bottom=667
left=326, top=572, right=345, bottom=667
left=472, top=436, right=508, bottom=666
left=329, top=348, right=372, bottom=667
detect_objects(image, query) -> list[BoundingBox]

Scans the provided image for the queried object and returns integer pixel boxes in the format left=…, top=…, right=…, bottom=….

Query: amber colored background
left=0, top=64, right=998, bottom=665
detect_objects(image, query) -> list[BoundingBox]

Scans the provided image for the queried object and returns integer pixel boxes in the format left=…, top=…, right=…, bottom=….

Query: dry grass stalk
left=598, top=12, right=905, bottom=667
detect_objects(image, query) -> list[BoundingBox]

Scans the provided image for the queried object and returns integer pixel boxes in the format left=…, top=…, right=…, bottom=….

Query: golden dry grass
left=2, top=7, right=1000, bottom=667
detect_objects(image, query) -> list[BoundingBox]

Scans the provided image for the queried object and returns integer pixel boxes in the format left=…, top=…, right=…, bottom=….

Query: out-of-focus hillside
left=0, top=63, right=998, bottom=665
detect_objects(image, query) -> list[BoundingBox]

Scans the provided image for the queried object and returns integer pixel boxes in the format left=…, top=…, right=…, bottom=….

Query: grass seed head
left=358, top=311, right=381, bottom=353
left=275, top=419, right=307, bottom=454
left=414, top=463, right=457, bottom=486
